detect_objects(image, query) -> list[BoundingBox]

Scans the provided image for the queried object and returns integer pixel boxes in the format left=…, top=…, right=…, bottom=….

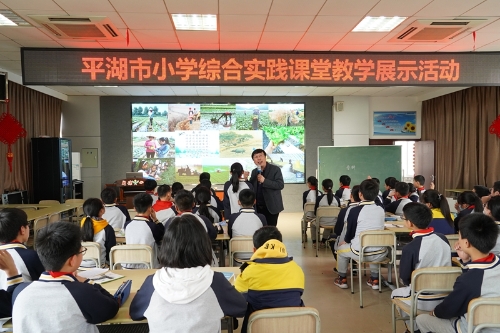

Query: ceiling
left=1, top=0, right=499, bottom=98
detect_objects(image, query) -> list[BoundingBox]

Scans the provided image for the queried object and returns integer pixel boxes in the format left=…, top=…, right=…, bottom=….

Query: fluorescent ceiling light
left=172, top=14, right=217, bottom=31
left=0, top=10, right=31, bottom=26
left=353, top=16, right=406, bottom=32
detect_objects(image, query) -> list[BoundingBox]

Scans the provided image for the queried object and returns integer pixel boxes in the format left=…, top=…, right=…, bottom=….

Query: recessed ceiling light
left=171, top=14, right=217, bottom=31
left=353, top=16, right=407, bottom=32
left=0, top=10, right=31, bottom=26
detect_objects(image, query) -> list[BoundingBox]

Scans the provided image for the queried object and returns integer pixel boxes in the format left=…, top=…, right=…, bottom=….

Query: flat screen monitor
left=126, top=172, right=144, bottom=179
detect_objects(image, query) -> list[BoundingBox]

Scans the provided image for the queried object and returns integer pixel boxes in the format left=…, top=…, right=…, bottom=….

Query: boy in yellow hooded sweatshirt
left=235, top=226, right=305, bottom=333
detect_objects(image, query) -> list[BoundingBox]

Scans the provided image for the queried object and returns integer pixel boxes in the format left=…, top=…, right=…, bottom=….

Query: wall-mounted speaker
left=335, top=101, right=344, bottom=112
left=0, top=72, right=7, bottom=102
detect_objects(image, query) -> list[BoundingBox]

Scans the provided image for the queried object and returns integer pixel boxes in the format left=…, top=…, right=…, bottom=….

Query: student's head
left=171, top=182, right=184, bottom=197
left=407, top=183, right=416, bottom=194
left=144, top=179, right=157, bottom=191
left=174, top=189, right=195, bottom=212
left=134, top=192, right=154, bottom=214
left=371, top=178, right=380, bottom=185
left=307, top=176, right=318, bottom=188
left=421, top=189, right=453, bottom=227
left=195, top=186, right=211, bottom=205
left=458, top=213, right=498, bottom=255
left=473, top=185, right=490, bottom=198
left=351, top=185, right=361, bottom=202
left=384, top=177, right=396, bottom=190
left=251, top=149, right=267, bottom=167
left=413, top=175, right=425, bottom=187
left=359, top=179, right=379, bottom=201
left=200, top=179, right=212, bottom=190
left=159, top=215, right=213, bottom=268
left=253, top=226, right=283, bottom=249
left=456, top=191, right=482, bottom=213
left=100, top=187, right=118, bottom=204
left=484, top=196, right=500, bottom=221
left=491, top=181, right=500, bottom=197
left=0, top=208, right=29, bottom=243
left=395, top=182, right=409, bottom=197
left=199, top=172, right=210, bottom=182
left=230, top=162, right=244, bottom=193
left=322, top=178, right=333, bottom=192
left=239, top=189, right=255, bottom=208
left=339, top=175, right=351, bottom=186
left=157, top=184, right=171, bottom=200
left=36, top=222, right=83, bottom=272
left=81, top=198, right=105, bottom=241
left=402, top=202, right=432, bottom=229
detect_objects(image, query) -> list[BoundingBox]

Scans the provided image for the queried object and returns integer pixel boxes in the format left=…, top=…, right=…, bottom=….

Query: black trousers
left=256, top=204, right=279, bottom=227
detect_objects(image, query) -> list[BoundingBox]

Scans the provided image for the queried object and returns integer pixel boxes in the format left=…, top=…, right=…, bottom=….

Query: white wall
left=62, top=96, right=102, bottom=199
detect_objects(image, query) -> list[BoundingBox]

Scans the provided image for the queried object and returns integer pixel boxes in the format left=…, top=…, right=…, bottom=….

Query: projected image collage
left=131, top=103, right=305, bottom=184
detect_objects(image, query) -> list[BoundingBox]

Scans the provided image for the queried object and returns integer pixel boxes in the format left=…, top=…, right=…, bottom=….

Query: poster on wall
left=131, top=103, right=305, bottom=184
left=373, top=111, right=417, bottom=137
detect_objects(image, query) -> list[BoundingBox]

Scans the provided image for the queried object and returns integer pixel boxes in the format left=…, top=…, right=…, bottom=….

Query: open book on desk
left=78, top=268, right=124, bottom=284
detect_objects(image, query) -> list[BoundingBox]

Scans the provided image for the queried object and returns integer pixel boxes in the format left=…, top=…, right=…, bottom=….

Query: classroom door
left=414, top=141, right=435, bottom=187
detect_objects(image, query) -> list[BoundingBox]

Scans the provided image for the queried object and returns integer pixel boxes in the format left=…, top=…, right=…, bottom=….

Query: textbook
left=114, top=280, right=132, bottom=306
left=78, top=268, right=124, bottom=284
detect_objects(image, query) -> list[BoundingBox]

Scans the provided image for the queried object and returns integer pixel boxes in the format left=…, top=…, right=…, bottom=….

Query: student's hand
left=0, top=250, right=18, bottom=277
left=150, top=209, right=158, bottom=222
left=454, top=202, right=460, bottom=211
left=338, top=241, right=346, bottom=247
left=430, top=182, right=435, bottom=190
left=388, top=190, right=395, bottom=198
left=367, top=175, right=372, bottom=179
left=455, top=243, right=471, bottom=262
left=74, top=274, right=89, bottom=283
left=243, top=171, right=250, bottom=179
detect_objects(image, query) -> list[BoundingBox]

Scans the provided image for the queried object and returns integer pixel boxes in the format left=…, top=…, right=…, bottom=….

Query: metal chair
left=81, top=242, right=102, bottom=268
left=302, top=202, right=315, bottom=247
left=315, top=206, right=341, bottom=257
left=392, top=266, right=461, bottom=333
left=48, top=213, right=61, bottom=224
left=247, top=307, right=321, bottom=333
left=350, top=230, right=399, bottom=308
left=109, top=244, right=154, bottom=269
left=467, top=297, right=500, bottom=333
left=229, top=236, right=254, bottom=267
left=33, top=216, right=49, bottom=249
left=64, top=199, right=85, bottom=223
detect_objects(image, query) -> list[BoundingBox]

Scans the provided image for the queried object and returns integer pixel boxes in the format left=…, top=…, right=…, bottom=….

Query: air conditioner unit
left=29, top=15, right=121, bottom=40
left=389, top=19, right=488, bottom=43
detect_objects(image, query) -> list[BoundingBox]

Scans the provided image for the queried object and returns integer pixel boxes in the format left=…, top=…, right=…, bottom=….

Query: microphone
left=257, top=165, right=262, bottom=174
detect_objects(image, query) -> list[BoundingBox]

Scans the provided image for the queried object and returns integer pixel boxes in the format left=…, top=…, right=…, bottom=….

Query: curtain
left=422, top=86, right=500, bottom=191
left=0, top=82, right=62, bottom=196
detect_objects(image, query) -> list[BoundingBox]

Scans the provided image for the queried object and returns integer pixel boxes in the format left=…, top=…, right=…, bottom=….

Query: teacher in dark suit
left=249, top=149, right=284, bottom=226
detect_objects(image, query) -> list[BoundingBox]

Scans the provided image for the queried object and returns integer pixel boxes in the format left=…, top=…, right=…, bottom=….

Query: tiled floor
left=234, top=212, right=406, bottom=333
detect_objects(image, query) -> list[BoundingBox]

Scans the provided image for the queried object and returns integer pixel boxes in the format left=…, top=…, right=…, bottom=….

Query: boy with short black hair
left=391, top=203, right=451, bottom=332
left=335, top=175, right=351, bottom=203
left=152, top=184, right=177, bottom=224
left=12, top=222, right=119, bottom=332
left=144, top=179, right=158, bottom=204
left=0, top=208, right=44, bottom=289
left=382, top=177, right=397, bottom=202
left=228, top=189, right=267, bottom=238
left=334, top=179, right=387, bottom=290
left=385, top=182, right=412, bottom=216
left=413, top=175, right=426, bottom=195
left=416, top=213, right=500, bottom=333
left=101, top=187, right=130, bottom=230
left=235, top=226, right=304, bottom=333
left=124, top=193, right=164, bottom=268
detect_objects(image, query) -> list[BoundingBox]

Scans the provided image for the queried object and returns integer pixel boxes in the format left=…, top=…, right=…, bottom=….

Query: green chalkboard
left=317, top=146, right=402, bottom=190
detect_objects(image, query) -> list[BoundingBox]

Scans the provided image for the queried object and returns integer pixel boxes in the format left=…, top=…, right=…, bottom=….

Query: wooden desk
left=445, top=189, right=469, bottom=198
left=384, top=222, right=412, bottom=234
left=0, top=203, right=83, bottom=222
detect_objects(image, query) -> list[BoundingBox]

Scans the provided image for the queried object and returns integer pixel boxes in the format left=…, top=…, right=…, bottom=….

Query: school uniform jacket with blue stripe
left=0, top=243, right=44, bottom=290
left=343, top=201, right=385, bottom=253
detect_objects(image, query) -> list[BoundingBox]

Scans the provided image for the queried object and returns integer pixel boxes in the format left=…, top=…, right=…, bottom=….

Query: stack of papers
left=78, top=268, right=124, bottom=284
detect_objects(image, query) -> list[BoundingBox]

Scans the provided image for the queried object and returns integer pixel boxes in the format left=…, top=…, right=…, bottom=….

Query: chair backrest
left=360, top=230, right=396, bottom=247
left=303, top=202, right=315, bottom=214
left=65, top=199, right=85, bottom=217
left=412, top=266, right=462, bottom=294
left=247, top=307, right=321, bottom=333
left=446, top=234, right=459, bottom=254
left=65, top=199, right=85, bottom=204
left=39, top=200, right=60, bottom=205
left=229, top=236, right=254, bottom=267
left=109, top=244, right=154, bottom=269
left=468, top=297, right=500, bottom=333
left=315, top=206, right=341, bottom=222
left=48, top=213, right=61, bottom=224
left=33, top=217, right=49, bottom=249
left=82, top=241, right=101, bottom=268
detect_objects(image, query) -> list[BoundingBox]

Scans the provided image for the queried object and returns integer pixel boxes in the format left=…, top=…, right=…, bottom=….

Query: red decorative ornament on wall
left=490, top=115, right=500, bottom=139
left=0, top=99, right=27, bottom=172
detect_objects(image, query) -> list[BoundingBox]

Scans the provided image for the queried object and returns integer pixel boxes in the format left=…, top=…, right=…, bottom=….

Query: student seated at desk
left=413, top=175, right=427, bottom=196
left=407, top=183, right=419, bottom=202
left=382, top=177, right=397, bottom=202
left=12, top=223, right=119, bottom=333
left=484, top=196, right=500, bottom=256
left=473, top=185, right=490, bottom=200
left=228, top=189, right=267, bottom=238
left=124, top=193, right=165, bottom=268
left=481, top=180, right=500, bottom=205
left=101, top=187, right=130, bottom=230
left=331, top=185, right=361, bottom=259
left=200, top=179, right=223, bottom=218
left=384, top=182, right=412, bottom=216
left=421, top=190, right=455, bottom=235
left=130, top=215, right=247, bottom=333
left=193, top=187, right=221, bottom=223
left=0, top=250, right=23, bottom=318
left=223, top=162, right=254, bottom=216
left=391, top=203, right=451, bottom=332
left=144, top=179, right=158, bottom=205
left=0, top=208, right=44, bottom=289
left=302, top=176, right=322, bottom=218
left=80, top=198, right=116, bottom=268
left=234, top=226, right=305, bottom=333
left=453, top=191, right=482, bottom=233
left=335, top=175, right=351, bottom=204
left=311, top=179, right=341, bottom=248
left=152, top=184, right=177, bottom=225
left=416, top=214, right=500, bottom=333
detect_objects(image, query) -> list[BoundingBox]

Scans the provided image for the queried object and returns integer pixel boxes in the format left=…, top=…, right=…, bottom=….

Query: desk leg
left=219, top=240, right=226, bottom=267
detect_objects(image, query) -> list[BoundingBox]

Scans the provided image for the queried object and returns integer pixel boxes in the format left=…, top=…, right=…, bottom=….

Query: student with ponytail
left=223, top=162, right=253, bottom=215
left=453, top=191, right=483, bottom=233
left=193, top=187, right=220, bottom=223
left=80, top=198, right=116, bottom=267
left=303, top=176, right=322, bottom=219
left=421, top=190, right=455, bottom=235
left=310, top=179, right=341, bottom=248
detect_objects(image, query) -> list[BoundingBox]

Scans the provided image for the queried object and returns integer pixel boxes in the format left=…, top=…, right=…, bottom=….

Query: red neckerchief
left=410, top=227, right=434, bottom=237
left=48, top=271, right=74, bottom=278
left=341, top=186, right=350, bottom=189
left=468, top=205, right=476, bottom=210
left=310, top=186, right=317, bottom=190
left=417, top=187, right=425, bottom=191
left=473, top=253, right=496, bottom=263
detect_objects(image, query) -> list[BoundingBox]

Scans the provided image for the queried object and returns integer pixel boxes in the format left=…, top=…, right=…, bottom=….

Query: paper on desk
left=384, top=223, right=402, bottom=228
left=78, top=268, right=109, bottom=279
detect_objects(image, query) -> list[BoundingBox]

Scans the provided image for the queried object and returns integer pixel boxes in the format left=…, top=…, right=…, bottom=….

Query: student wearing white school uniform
left=101, top=187, right=130, bottom=230
left=413, top=175, right=426, bottom=197
left=152, top=185, right=177, bottom=225
left=407, top=183, right=420, bottom=202
left=223, top=162, right=254, bottom=216
left=484, top=196, right=500, bottom=255
left=384, top=182, right=412, bottom=216
left=311, top=179, right=341, bottom=248
left=302, top=176, right=322, bottom=218
left=335, top=175, right=351, bottom=204
left=193, top=187, right=221, bottom=224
